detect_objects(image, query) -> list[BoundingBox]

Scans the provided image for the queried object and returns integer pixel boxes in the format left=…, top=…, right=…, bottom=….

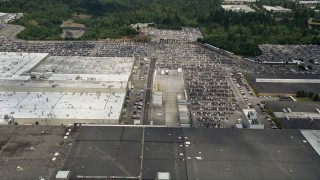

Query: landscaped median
left=243, top=73, right=259, bottom=96
left=266, top=106, right=283, bottom=129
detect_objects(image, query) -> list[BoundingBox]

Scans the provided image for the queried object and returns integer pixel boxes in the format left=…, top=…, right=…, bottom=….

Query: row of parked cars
left=132, top=90, right=144, bottom=120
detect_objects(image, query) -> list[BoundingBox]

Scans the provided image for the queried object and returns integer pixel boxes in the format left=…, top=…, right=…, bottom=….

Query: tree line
left=0, top=0, right=319, bottom=56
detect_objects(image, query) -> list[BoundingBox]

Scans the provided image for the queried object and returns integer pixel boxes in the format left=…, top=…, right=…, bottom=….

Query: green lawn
left=295, top=97, right=313, bottom=102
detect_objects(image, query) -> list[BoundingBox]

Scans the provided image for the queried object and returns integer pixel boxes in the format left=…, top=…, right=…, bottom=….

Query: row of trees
left=0, top=0, right=319, bottom=56
left=266, top=107, right=282, bottom=129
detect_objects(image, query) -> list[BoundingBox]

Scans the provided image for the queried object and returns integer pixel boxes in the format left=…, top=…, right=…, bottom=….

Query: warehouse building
left=242, top=108, right=264, bottom=129
left=308, top=18, right=320, bottom=31
left=1, top=126, right=320, bottom=180
left=265, top=101, right=320, bottom=129
left=0, top=92, right=125, bottom=125
left=221, top=5, right=255, bottom=12
left=224, top=0, right=258, bottom=3
left=263, top=5, right=292, bottom=12
left=0, top=53, right=134, bottom=125
left=246, top=73, right=320, bottom=94
left=298, top=0, right=320, bottom=5
left=0, top=52, right=49, bottom=80
left=0, top=13, right=9, bottom=24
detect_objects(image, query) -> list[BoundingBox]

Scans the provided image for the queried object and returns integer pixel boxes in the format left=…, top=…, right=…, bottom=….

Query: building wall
left=242, top=110, right=251, bottom=128
left=256, top=78, right=320, bottom=83
left=0, top=13, right=9, bottom=24
left=242, top=109, right=264, bottom=129
left=0, top=86, right=127, bottom=93
left=15, top=118, right=119, bottom=125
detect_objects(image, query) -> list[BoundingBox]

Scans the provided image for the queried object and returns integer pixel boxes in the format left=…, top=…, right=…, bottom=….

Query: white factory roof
left=299, top=1, right=320, bottom=4
left=35, top=56, right=134, bottom=75
left=1, top=77, right=127, bottom=89
left=0, top=13, right=8, bottom=17
left=224, top=0, right=257, bottom=2
left=242, top=108, right=258, bottom=122
left=221, top=5, right=255, bottom=12
left=0, top=52, right=48, bottom=80
left=0, top=54, right=134, bottom=90
left=263, top=5, right=291, bottom=12
left=0, top=92, right=124, bottom=121
left=256, top=78, right=320, bottom=83
left=48, top=74, right=130, bottom=82
left=0, top=75, right=30, bottom=81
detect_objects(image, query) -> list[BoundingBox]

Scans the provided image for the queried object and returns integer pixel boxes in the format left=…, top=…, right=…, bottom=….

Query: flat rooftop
left=0, top=52, right=48, bottom=80
left=0, top=13, right=8, bottom=16
left=48, top=74, right=130, bottom=82
left=266, top=101, right=320, bottom=113
left=31, top=56, right=133, bottom=90
left=61, top=127, right=320, bottom=180
left=263, top=5, right=291, bottom=12
left=0, top=55, right=134, bottom=91
left=33, top=56, right=134, bottom=75
left=62, top=127, right=186, bottom=179
left=0, top=125, right=79, bottom=180
left=140, top=27, right=203, bottom=42
left=278, top=118, right=320, bottom=129
left=300, top=130, right=320, bottom=156
left=247, top=73, right=320, bottom=94
left=183, top=128, right=320, bottom=180
left=221, top=5, right=255, bottom=12
left=1, top=126, right=320, bottom=179
left=0, top=92, right=125, bottom=124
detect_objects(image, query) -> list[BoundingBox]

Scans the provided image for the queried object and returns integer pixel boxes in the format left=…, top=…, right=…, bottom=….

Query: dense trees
left=0, top=0, right=70, bottom=40
left=0, top=0, right=319, bottom=56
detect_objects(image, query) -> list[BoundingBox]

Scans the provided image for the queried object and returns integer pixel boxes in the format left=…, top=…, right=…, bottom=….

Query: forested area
left=0, top=0, right=319, bottom=56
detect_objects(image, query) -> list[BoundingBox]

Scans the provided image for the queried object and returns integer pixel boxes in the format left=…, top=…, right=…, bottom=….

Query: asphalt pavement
left=143, top=57, right=156, bottom=125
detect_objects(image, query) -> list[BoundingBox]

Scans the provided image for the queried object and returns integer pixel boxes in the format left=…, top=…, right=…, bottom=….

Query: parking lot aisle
left=224, top=67, right=246, bottom=109
left=89, top=40, right=103, bottom=56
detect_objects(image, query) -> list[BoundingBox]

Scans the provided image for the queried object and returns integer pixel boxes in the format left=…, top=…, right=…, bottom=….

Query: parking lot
left=140, top=27, right=203, bottom=42
left=0, top=24, right=24, bottom=43
left=121, top=57, right=150, bottom=125
left=0, top=41, right=97, bottom=56
left=96, top=40, right=148, bottom=57
left=156, top=44, right=240, bottom=128
left=254, top=45, right=320, bottom=65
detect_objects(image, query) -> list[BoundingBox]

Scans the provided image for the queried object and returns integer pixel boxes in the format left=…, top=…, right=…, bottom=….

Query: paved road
left=120, top=58, right=147, bottom=125
left=143, top=57, right=156, bottom=125
left=0, top=24, right=25, bottom=42
left=224, top=67, right=246, bottom=109
left=89, top=40, right=103, bottom=56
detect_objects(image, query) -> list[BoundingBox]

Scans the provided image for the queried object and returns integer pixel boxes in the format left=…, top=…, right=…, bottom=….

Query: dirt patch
left=61, top=20, right=85, bottom=28
left=28, top=20, right=39, bottom=26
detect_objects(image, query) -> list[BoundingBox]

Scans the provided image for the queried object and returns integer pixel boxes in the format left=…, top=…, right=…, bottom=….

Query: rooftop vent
left=156, top=172, right=171, bottom=180
left=56, top=170, right=71, bottom=180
